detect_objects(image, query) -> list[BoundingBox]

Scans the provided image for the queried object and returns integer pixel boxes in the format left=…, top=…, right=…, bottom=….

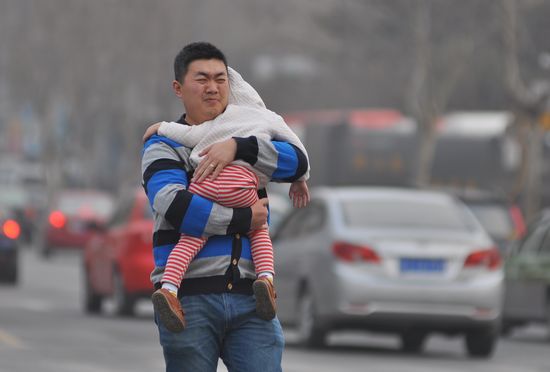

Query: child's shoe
left=253, top=276, right=277, bottom=320
left=151, top=288, right=186, bottom=333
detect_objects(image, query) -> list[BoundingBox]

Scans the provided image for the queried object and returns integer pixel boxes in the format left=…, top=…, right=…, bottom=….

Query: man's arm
left=194, top=136, right=309, bottom=184
left=234, top=136, right=309, bottom=182
left=142, top=135, right=265, bottom=237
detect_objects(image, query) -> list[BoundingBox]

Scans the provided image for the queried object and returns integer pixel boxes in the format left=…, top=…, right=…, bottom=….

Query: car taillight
left=3, top=219, right=20, bottom=239
left=464, top=247, right=501, bottom=270
left=49, top=210, right=66, bottom=229
left=332, top=242, right=380, bottom=263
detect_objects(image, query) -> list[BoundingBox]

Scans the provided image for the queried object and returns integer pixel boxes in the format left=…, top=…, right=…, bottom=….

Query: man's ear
left=172, top=80, right=183, bottom=98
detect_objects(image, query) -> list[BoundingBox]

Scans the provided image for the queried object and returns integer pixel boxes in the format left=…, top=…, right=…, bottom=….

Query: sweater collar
left=176, top=113, right=189, bottom=125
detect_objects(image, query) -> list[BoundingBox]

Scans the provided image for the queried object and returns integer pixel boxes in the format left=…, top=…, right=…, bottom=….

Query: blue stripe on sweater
left=146, top=169, right=189, bottom=204
left=272, top=141, right=298, bottom=180
left=153, top=236, right=252, bottom=267
left=180, top=195, right=213, bottom=236
left=154, top=244, right=174, bottom=267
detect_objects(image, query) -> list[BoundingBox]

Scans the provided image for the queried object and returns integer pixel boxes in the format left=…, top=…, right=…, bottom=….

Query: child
left=146, top=67, right=310, bottom=333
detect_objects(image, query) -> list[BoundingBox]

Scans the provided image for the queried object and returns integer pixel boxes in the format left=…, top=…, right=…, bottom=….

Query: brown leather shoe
left=253, top=276, right=277, bottom=320
left=151, top=288, right=186, bottom=333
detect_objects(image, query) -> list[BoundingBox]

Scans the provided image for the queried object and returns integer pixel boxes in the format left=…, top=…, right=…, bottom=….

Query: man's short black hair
left=174, top=42, right=228, bottom=83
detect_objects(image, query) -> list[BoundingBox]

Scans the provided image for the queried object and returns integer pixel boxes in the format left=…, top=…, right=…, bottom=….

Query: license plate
left=400, top=258, right=445, bottom=273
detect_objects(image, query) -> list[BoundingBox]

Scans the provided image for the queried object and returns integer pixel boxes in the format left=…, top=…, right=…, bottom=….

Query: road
left=0, top=249, right=549, bottom=372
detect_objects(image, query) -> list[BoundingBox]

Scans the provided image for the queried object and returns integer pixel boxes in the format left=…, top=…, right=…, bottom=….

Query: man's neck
left=184, top=115, right=201, bottom=126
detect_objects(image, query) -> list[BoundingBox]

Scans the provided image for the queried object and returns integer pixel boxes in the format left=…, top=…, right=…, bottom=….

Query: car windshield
left=341, top=196, right=475, bottom=231
left=57, top=193, right=114, bottom=219
left=466, top=204, right=512, bottom=239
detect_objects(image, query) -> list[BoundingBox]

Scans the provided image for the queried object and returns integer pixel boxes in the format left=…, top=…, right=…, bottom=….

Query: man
left=141, top=42, right=308, bottom=372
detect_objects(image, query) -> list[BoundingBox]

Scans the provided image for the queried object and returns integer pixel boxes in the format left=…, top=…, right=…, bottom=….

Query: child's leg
left=153, top=234, right=208, bottom=334
left=152, top=176, right=220, bottom=334
left=158, top=167, right=251, bottom=294
left=207, top=165, right=277, bottom=320
left=162, top=234, right=207, bottom=291
left=248, top=227, right=277, bottom=320
left=160, top=165, right=277, bottom=321
left=211, top=166, right=273, bottom=277
left=247, top=228, right=274, bottom=278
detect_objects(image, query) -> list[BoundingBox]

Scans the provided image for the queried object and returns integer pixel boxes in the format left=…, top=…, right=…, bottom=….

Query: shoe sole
left=253, top=281, right=276, bottom=321
left=151, top=292, right=186, bottom=333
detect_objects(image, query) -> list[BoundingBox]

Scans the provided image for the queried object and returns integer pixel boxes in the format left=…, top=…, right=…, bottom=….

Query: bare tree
left=408, top=0, right=486, bottom=187
left=501, top=0, right=549, bottom=220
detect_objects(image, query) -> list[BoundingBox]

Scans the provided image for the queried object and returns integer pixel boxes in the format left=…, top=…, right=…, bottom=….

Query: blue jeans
left=155, top=293, right=284, bottom=372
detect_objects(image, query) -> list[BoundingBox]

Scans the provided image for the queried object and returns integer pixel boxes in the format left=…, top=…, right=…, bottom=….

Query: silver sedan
left=272, top=187, right=503, bottom=358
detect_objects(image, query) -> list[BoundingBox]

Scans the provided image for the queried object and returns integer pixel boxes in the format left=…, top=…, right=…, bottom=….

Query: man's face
left=173, top=59, right=229, bottom=125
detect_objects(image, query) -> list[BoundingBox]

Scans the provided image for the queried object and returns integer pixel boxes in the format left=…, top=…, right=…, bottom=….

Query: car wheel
left=113, top=268, right=135, bottom=317
left=296, top=288, right=327, bottom=348
left=83, top=266, right=102, bottom=314
left=465, top=328, right=497, bottom=358
left=400, top=330, right=427, bottom=353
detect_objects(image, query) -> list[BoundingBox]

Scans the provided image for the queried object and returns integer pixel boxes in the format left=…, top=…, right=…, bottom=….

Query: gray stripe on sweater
left=253, top=135, right=278, bottom=180
left=202, top=202, right=232, bottom=237
left=153, top=183, right=186, bottom=220
left=154, top=211, right=177, bottom=231
left=142, top=142, right=193, bottom=174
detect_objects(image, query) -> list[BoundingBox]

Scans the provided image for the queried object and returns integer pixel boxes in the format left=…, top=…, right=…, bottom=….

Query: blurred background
left=1, top=0, right=550, bottom=371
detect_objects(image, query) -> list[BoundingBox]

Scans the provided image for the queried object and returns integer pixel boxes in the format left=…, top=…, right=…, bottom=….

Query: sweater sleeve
left=142, top=135, right=251, bottom=237
left=158, top=121, right=205, bottom=148
left=233, top=136, right=309, bottom=183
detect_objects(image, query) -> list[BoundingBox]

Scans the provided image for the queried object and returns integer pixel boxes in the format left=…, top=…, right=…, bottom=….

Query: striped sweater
left=141, top=124, right=308, bottom=296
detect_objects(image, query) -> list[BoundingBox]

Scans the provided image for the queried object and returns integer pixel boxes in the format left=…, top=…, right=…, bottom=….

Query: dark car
left=0, top=208, right=21, bottom=284
left=83, top=189, right=154, bottom=316
left=502, top=214, right=550, bottom=334
left=39, top=189, right=114, bottom=257
left=0, top=186, right=36, bottom=244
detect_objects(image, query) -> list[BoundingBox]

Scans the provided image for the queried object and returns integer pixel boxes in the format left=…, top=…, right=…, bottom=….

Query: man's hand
left=193, top=138, right=237, bottom=183
left=143, top=122, right=162, bottom=142
left=289, top=180, right=310, bottom=208
left=250, top=198, right=269, bottom=230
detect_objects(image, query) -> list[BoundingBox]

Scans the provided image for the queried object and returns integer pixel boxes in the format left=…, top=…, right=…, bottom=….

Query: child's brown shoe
left=152, top=288, right=186, bottom=333
left=253, top=276, right=277, bottom=320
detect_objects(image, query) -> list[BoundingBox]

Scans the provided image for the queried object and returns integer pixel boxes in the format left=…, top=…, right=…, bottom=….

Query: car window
left=273, top=208, right=308, bottom=241
left=517, top=223, right=548, bottom=256
left=298, top=202, right=325, bottom=235
left=340, top=197, right=477, bottom=231
left=274, top=201, right=326, bottom=241
left=467, top=204, right=513, bottom=239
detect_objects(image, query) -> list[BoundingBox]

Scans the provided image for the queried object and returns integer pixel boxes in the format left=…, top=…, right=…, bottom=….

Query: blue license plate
left=400, top=258, right=445, bottom=273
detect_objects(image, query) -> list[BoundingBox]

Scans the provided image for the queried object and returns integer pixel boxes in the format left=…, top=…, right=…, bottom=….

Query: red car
left=83, top=189, right=155, bottom=316
left=40, top=189, right=115, bottom=257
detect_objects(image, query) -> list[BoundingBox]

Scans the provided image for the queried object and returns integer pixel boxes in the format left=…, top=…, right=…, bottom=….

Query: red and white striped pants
left=162, top=164, right=274, bottom=287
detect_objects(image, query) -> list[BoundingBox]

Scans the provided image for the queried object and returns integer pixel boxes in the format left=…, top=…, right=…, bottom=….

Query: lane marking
left=0, top=328, right=26, bottom=349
